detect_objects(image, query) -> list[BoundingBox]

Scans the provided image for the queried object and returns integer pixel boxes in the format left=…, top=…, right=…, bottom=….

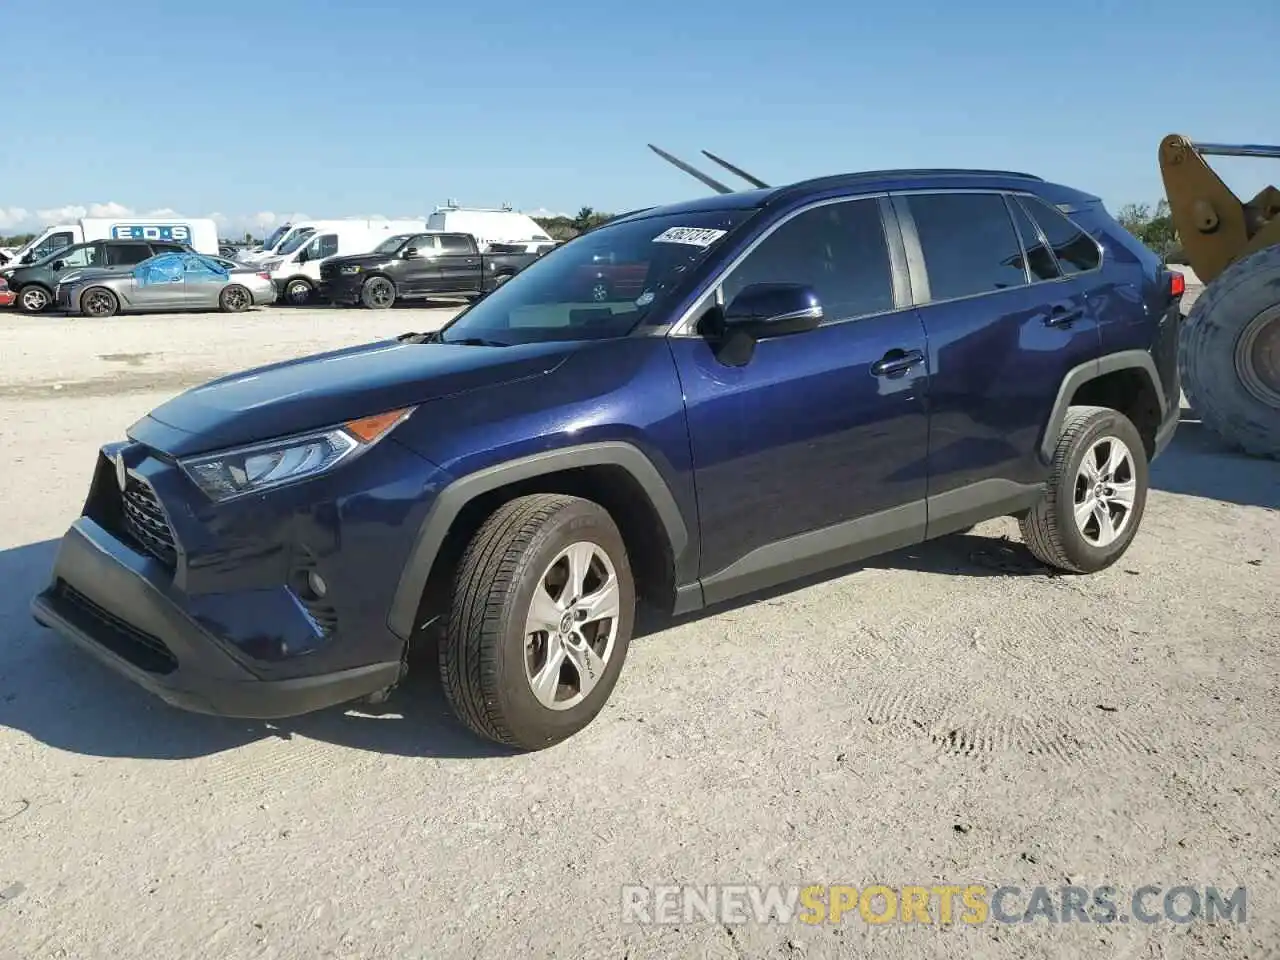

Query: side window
left=58, top=245, right=100, bottom=268
left=315, top=234, right=338, bottom=259
left=33, top=232, right=75, bottom=261
left=106, top=243, right=153, bottom=266
left=1005, top=199, right=1061, bottom=281
left=720, top=198, right=895, bottom=322
left=906, top=192, right=1027, bottom=300
left=152, top=242, right=187, bottom=255
left=440, top=234, right=473, bottom=254
left=408, top=234, right=438, bottom=254
left=1019, top=196, right=1101, bottom=275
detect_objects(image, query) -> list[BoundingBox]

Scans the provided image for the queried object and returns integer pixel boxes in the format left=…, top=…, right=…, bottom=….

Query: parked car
left=54, top=251, right=277, bottom=317
left=0, top=277, right=14, bottom=307
left=259, top=219, right=431, bottom=304
left=1, top=238, right=193, bottom=313
left=318, top=231, right=538, bottom=308
left=31, top=167, right=1183, bottom=752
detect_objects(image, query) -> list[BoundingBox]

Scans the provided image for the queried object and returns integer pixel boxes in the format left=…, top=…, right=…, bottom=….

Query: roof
left=617, top=166, right=1098, bottom=225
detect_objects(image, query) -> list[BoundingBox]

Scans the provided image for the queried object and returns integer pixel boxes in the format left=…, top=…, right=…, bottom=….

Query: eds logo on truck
left=110, top=224, right=192, bottom=243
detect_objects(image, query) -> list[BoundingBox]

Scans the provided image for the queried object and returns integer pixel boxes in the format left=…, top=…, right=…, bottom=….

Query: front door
left=129, top=253, right=190, bottom=309
left=667, top=195, right=931, bottom=604
left=399, top=234, right=442, bottom=295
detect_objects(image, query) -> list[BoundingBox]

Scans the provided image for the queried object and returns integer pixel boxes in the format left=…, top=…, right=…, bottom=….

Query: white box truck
left=426, top=206, right=555, bottom=253
left=260, top=219, right=428, bottom=304
left=9, top=217, right=220, bottom=265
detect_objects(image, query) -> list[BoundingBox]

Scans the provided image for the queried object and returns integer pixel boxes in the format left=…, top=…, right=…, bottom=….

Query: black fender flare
left=386, top=441, right=691, bottom=640
left=1039, top=349, right=1168, bottom=463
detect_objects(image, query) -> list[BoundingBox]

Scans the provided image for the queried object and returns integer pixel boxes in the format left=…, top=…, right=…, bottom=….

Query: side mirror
left=21, top=253, right=34, bottom=264
left=403, top=247, right=420, bottom=259
left=51, top=259, right=65, bottom=271
left=296, top=248, right=309, bottom=263
left=721, top=282, right=823, bottom=339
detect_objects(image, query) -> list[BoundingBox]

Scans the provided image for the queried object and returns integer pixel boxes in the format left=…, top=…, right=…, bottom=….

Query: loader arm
left=1158, top=134, right=1280, bottom=284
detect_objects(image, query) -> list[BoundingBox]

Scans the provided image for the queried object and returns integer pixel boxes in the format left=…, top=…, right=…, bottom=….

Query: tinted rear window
left=907, top=192, right=1027, bottom=300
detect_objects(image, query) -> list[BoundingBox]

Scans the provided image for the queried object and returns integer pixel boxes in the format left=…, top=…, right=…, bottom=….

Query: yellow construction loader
left=1159, top=135, right=1280, bottom=458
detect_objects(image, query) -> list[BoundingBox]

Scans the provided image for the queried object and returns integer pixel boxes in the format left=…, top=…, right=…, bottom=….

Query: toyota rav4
left=31, top=167, right=1183, bottom=750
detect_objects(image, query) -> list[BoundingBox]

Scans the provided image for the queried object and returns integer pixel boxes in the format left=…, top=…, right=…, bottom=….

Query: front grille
left=121, top=478, right=178, bottom=567
left=54, top=581, right=178, bottom=674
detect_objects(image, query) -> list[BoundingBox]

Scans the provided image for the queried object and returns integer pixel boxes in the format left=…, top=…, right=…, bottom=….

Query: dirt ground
left=0, top=297, right=1277, bottom=960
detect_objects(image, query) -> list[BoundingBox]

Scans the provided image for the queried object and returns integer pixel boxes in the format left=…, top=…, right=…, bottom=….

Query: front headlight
left=340, top=264, right=362, bottom=275
left=178, top=407, right=415, bottom=502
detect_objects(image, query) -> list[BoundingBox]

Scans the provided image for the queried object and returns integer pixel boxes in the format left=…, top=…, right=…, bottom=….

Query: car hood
left=323, top=253, right=394, bottom=271
left=128, top=336, right=575, bottom=457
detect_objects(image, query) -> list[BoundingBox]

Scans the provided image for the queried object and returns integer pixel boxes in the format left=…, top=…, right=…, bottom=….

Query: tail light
left=1169, top=270, right=1186, bottom=298
left=258, top=272, right=271, bottom=281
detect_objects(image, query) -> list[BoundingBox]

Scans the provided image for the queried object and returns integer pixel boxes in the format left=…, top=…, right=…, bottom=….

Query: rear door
left=892, top=190, right=1102, bottom=533
left=437, top=233, right=480, bottom=292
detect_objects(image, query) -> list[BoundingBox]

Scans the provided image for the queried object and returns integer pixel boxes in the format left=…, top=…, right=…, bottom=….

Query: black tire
left=283, top=277, right=313, bottom=306
left=439, top=493, right=636, bottom=751
left=1019, top=405, right=1149, bottom=574
left=79, top=286, right=119, bottom=319
left=1179, top=242, right=1280, bottom=459
left=360, top=276, right=396, bottom=310
left=219, top=284, right=252, bottom=313
left=17, top=285, right=52, bottom=314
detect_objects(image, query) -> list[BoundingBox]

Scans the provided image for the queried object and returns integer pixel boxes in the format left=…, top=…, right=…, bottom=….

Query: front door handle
left=871, top=348, right=925, bottom=378
left=1045, top=301, right=1084, bottom=327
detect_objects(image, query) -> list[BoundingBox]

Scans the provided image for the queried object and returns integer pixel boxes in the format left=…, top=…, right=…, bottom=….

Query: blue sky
left=2, top=0, right=1278, bottom=237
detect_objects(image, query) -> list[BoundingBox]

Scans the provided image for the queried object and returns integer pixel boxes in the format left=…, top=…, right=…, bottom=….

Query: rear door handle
left=871, top=348, right=925, bottom=377
left=1045, top=301, right=1084, bottom=327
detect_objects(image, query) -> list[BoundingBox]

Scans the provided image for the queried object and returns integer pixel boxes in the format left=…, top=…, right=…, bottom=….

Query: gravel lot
left=1, top=297, right=1277, bottom=960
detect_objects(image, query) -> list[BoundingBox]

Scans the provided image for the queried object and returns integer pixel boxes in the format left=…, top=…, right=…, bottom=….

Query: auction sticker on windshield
left=653, top=227, right=728, bottom=247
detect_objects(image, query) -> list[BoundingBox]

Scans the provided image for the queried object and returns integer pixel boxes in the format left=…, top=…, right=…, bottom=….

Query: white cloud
left=525, top=207, right=570, bottom=219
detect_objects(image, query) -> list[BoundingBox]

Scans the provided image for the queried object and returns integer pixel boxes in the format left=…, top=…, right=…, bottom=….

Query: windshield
left=438, top=210, right=754, bottom=345
left=277, top=226, right=317, bottom=256
left=262, top=225, right=291, bottom=250
left=374, top=234, right=412, bottom=255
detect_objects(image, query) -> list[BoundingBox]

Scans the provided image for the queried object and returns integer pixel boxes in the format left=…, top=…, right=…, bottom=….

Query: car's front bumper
left=31, top=520, right=403, bottom=718
left=30, top=438, right=445, bottom=719
left=317, top=274, right=364, bottom=305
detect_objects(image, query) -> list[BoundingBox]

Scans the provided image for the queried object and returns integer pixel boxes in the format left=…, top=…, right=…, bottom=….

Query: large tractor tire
left=1179, top=242, right=1280, bottom=459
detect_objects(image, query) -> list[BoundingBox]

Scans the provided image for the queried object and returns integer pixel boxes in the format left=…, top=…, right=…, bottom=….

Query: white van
left=235, top=222, right=296, bottom=264
left=425, top=206, right=554, bottom=253
left=10, top=217, right=219, bottom=265
left=261, top=219, right=428, bottom=304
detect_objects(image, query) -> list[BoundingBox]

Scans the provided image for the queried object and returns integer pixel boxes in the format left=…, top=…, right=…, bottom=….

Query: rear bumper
left=0, top=290, right=14, bottom=307
left=31, top=519, right=402, bottom=719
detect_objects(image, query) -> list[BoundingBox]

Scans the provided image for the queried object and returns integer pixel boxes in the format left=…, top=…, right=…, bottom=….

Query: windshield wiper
left=398, top=330, right=441, bottom=343
left=441, top=336, right=508, bottom=347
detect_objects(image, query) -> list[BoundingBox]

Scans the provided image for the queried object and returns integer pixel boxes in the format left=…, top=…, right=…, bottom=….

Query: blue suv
left=31, top=168, right=1184, bottom=750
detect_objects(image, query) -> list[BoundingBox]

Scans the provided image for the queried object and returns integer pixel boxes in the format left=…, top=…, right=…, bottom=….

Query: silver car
left=55, top=252, right=278, bottom=317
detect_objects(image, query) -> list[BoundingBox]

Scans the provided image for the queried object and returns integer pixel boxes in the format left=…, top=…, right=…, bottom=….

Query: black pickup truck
left=319, top=231, right=539, bottom=309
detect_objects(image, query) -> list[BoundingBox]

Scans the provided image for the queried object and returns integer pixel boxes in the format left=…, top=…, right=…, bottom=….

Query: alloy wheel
left=523, top=541, right=621, bottom=711
left=224, top=287, right=249, bottom=311
left=83, top=290, right=115, bottom=317
left=1073, top=436, right=1137, bottom=547
left=21, top=288, right=48, bottom=311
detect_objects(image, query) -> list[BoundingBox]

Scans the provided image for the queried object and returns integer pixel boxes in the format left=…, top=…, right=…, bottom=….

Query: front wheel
left=80, top=286, right=119, bottom=318
left=439, top=494, right=635, bottom=751
left=360, top=276, right=395, bottom=309
left=1019, top=405, right=1149, bottom=573
left=283, top=278, right=313, bottom=306
left=17, top=285, right=51, bottom=314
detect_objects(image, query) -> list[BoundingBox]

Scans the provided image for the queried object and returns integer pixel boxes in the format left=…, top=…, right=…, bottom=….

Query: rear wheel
left=219, top=284, right=252, bottom=313
left=80, top=286, right=119, bottom=319
left=360, top=276, right=395, bottom=309
left=439, top=494, right=635, bottom=751
left=1180, top=242, right=1280, bottom=459
left=17, top=285, right=51, bottom=314
left=1020, top=405, right=1149, bottom=573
